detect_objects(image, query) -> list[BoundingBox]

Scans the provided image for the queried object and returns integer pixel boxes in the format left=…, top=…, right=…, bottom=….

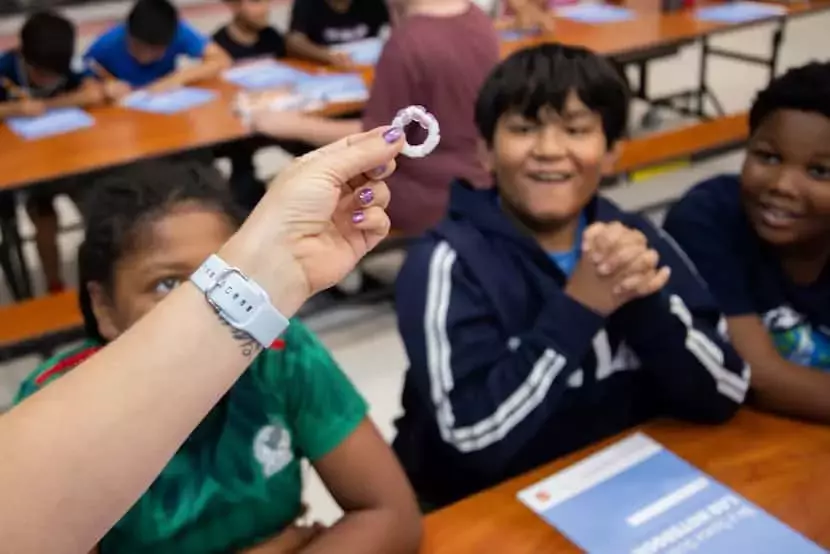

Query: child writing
left=664, top=62, right=830, bottom=424
left=286, top=0, right=390, bottom=67
left=15, top=160, right=421, bottom=554
left=213, top=0, right=287, bottom=211
left=0, top=11, right=103, bottom=294
left=392, top=44, right=749, bottom=510
left=85, top=0, right=231, bottom=101
left=257, top=0, right=499, bottom=234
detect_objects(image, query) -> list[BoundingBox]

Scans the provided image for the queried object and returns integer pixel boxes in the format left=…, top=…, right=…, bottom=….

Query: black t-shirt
left=289, top=0, right=390, bottom=46
left=664, top=174, right=830, bottom=370
left=0, top=49, right=83, bottom=102
left=212, top=26, right=287, bottom=60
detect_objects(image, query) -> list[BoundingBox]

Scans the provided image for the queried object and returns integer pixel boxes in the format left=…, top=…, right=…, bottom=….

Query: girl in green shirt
left=16, top=160, right=421, bottom=554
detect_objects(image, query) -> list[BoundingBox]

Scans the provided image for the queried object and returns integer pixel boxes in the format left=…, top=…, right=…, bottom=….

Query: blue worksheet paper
left=223, top=60, right=313, bottom=90
left=695, top=2, right=785, bottom=23
left=332, top=38, right=385, bottom=66
left=500, top=28, right=543, bottom=41
left=555, top=3, right=634, bottom=23
left=517, top=433, right=824, bottom=554
left=121, top=88, right=217, bottom=114
left=6, top=108, right=95, bottom=140
left=296, top=73, right=369, bottom=104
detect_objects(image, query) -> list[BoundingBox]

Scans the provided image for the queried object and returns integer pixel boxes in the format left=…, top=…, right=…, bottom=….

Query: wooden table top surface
left=420, top=409, right=830, bottom=553
left=1, top=1, right=828, bottom=192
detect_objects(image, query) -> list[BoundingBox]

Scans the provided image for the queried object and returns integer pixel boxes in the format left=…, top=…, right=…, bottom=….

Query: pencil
left=88, top=60, right=115, bottom=81
left=2, top=77, right=28, bottom=99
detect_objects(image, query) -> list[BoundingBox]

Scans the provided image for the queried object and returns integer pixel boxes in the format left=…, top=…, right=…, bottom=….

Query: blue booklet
left=695, top=2, right=785, bottom=23
left=223, top=60, right=313, bottom=90
left=332, top=38, right=385, bottom=66
left=518, top=433, right=824, bottom=554
left=6, top=108, right=95, bottom=140
left=556, top=4, right=634, bottom=23
left=296, top=73, right=369, bottom=104
left=121, top=88, right=217, bottom=114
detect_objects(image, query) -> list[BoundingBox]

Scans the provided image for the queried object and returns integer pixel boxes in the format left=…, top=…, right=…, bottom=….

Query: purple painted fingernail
left=352, top=210, right=366, bottom=224
left=358, top=187, right=374, bottom=205
left=383, top=127, right=403, bottom=143
left=368, top=165, right=386, bottom=178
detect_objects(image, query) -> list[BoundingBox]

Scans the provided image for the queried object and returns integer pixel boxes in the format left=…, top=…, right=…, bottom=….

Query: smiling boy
left=664, top=62, right=830, bottom=423
left=392, top=44, right=749, bottom=509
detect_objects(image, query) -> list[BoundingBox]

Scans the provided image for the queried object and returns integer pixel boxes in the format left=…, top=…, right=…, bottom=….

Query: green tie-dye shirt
left=15, top=320, right=367, bottom=554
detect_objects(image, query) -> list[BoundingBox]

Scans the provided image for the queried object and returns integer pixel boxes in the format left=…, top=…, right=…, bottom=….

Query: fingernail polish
left=352, top=210, right=366, bottom=224
left=358, top=188, right=374, bottom=205
left=368, top=165, right=386, bottom=178
left=383, top=127, right=403, bottom=143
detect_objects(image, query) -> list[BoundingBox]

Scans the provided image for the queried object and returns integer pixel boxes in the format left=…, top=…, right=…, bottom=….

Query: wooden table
left=421, top=410, right=830, bottom=553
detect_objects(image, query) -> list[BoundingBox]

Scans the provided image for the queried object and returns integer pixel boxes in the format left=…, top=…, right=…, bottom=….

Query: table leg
left=0, top=192, right=32, bottom=300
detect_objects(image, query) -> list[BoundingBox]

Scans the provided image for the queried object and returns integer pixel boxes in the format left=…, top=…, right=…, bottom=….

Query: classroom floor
left=0, top=1, right=828, bottom=525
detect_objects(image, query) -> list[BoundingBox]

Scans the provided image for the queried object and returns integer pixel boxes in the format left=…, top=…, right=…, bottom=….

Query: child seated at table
left=0, top=11, right=103, bottom=294
left=84, top=0, right=231, bottom=102
left=257, top=0, right=498, bottom=234
left=286, top=0, right=390, bottom=67
left=392, top=43, right=750, bottom=510
left=14, top=160, right=421, bottom=554
left=213, top=0, right=287, bottom=211
left=664, top=61, right=830, bottom=424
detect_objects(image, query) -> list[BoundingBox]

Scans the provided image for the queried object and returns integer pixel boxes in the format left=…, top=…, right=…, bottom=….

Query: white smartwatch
left=190, top=254, right=289, bottom=348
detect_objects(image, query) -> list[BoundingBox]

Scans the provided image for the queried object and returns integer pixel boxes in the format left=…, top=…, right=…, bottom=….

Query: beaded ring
left=390, top=105, right=441, bottom=158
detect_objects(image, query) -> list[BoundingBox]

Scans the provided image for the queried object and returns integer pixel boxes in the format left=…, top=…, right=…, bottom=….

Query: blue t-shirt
left=548, top=213, right=586, bottom=277
left=84, top=22, right=208, bottom=87
left=0, top=49, right=83, bottom=102
left=664, top=174, right=830, bottom=370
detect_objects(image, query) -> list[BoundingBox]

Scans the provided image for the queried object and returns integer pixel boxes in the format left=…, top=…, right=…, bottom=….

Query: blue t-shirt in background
left=84, top=22, right=207, bottom=87
left=548, top=213, right=586, bottom=277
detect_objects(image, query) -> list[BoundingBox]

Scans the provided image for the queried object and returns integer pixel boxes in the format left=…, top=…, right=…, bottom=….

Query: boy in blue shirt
left=0, top=11, right=103, bottom=294
left=85, top=0, right=230, bottom=101
left=393, top=44, right=750, bottom=509
left=664, top=62, right=830, bottom=424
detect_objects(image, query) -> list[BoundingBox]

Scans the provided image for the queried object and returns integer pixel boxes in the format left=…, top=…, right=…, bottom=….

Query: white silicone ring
left=390, top=105, right=441, bottom=158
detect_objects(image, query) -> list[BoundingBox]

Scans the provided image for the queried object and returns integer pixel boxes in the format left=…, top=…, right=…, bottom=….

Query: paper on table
left=331, top=38, right=385, bottom=66
left=295, top=73, right=369, bottom=105
left=500, top=28, right=543, bottom=41
left=223, top=59, right=314, bottom=90
left=121, top=88, right=218, bottom=114
left=518, top=433, right=824, bottom=554
left=695, top=2, right=786, bottom=23
left=6, top=108, right=95, bottom=140
left=555, top=3, right=634, bottom=23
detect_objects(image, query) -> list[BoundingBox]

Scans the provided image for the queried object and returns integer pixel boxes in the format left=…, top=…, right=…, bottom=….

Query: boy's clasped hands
left=567, top=222, right=672, bottom=316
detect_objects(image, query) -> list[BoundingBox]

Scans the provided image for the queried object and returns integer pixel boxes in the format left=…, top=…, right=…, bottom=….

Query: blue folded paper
left=296, top=73, right=369, bottom=104
left=6, top=108, right=95, bottom=140
left=121, top=88, right=217, bottom=114
left=556, top=3, right=635, bottom=23
left=223, top=60, right=313, bottom=90
left=331, top=38, right=385, bottom=66
left=695, top=2, right=786, bottom=23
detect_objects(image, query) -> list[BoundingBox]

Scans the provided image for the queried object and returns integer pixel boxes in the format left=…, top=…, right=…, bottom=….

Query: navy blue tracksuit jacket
left=393, top=181, right=750, bottom=508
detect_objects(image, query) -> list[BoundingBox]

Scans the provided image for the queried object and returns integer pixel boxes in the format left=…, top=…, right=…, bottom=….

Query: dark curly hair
left=78, top=160, right=245, bottom=342
left=20, top=11, right=76, bottom=75
left=749, top=61, right=830, bottom=134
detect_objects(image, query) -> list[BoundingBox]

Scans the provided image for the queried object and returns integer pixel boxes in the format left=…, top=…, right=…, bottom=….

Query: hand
left=145, top=79, right=178, bottom=95
left=253, top=110, right=310, bottom=140
left=515, top=4, right=555, bottom=33
left=239, top=523, right=325, bottom=554
left=327, top=50, right=354, bottom=68
left=16, top=99, right=46, bottom=117
left=220, top=126, right=404, bottom=315
left=104, top=80, right=132, bottom=102
left=565, top=222, right=670, bottom=315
